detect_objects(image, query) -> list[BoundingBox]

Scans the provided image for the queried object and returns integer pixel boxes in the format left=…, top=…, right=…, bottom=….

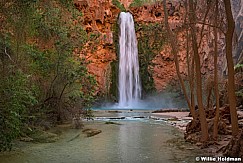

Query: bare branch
left=198, top=3, right=212, bottom=48
left=4, top=47, right=14, bottom=63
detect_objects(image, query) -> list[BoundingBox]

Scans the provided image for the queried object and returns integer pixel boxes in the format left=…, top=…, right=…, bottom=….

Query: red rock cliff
left=74, top=0, right=226, bottom=94
left=130, top=1, right=226, bottom=91
left=74, top=0, right=120, bottom=94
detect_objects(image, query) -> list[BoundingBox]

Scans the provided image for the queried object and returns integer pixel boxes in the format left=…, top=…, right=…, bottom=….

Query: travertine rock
left=74, top=0, right=118, bottom=94
left=74, top=0, right=234, bottom=94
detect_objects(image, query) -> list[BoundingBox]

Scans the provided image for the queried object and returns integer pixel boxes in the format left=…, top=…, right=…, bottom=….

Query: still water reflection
left=0, top=120, right=205, bottom=163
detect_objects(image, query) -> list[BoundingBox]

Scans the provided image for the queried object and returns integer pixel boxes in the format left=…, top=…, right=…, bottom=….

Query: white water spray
left=118, top=12, right=141, bottom=107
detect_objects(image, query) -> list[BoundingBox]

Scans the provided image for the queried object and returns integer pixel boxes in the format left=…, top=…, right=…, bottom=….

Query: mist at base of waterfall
left=94, top=92, right=187, bottom=110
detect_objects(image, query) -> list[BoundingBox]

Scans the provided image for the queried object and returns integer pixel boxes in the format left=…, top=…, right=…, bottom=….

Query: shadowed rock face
left=232, top=0, right=243, bottom=64
left=73, top=0, right=239, bottom=94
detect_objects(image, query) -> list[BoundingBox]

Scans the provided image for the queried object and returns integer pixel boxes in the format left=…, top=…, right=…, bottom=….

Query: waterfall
left=118, top=12, right=141, bottom=107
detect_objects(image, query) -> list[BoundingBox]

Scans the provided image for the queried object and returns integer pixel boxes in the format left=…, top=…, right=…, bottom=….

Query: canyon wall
left=130, top=1, right=228, bottom=91
left=74, top=0, right=119, bottom=95
left=232, top=0, right=243, bottom=64
left=74, top=0, right=240, bottom=97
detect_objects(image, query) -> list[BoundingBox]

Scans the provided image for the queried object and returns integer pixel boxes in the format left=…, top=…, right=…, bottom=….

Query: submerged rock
left=107, top=110, right=122, bottom=113
left=105, top=121, right=122, bottom=125
left=82, top=128, right=102, bottom=137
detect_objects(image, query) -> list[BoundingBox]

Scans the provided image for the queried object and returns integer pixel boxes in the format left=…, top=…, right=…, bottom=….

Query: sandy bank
left=152, top=112, right=192, bottom=132
left=152, top=111, right=191, bottom=119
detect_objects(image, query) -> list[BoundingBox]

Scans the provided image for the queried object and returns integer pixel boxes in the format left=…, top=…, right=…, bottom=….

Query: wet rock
left=133, top=116, right=146, bottom=119
left=152, top=108, right=189, bottom=113
left=109, top=117, right=125, bottom=120
left=82, top=128, right=102, bottom=137
left=181, top=117, right=193, bottom=120
left=149, top=116, right=161, bottom=120
left=168, top=117, right=179, bottom=121
left=105, top=121, right=121, bottom=125
left=107, top=110, right=122, bottom=113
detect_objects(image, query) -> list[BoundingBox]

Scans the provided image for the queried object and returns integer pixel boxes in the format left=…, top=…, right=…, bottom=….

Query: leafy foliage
left=234, top=63, right=243, bottom=70
left=0, top=0, right=96, bottom=151
left=0, top=70, right=37, bottom=151
left=136, top=23, right=167, bottom=94
left=130, top=0, right=159, bottom=7
left=110, top=21, right=167, bottom=100
left=112, top=0, right=126, bottom=11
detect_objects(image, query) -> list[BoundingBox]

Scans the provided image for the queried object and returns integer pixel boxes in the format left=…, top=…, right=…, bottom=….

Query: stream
left=0, top=110, right=208, bottom=163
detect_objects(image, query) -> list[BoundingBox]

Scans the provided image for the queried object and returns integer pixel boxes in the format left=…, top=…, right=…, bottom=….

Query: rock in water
left=82, top=128, right=102, bottom=137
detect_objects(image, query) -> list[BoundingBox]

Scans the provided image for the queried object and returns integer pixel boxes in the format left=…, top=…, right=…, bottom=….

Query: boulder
left=82, top=128, right=102, bottom=137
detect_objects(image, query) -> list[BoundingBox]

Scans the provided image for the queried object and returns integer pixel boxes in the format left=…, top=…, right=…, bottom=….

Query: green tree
left=0, top=0, right=96, bottom=151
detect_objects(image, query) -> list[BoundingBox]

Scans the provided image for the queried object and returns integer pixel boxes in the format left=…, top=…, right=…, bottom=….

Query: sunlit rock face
left=74, top=0, right=119, bottom=94
left=120, top=0, right=133, bottom=9
left=130, top=1, right=182, bottom=25
left=130, top=1, right=225, bottom=91
left=74, top=0, right=231, bottom=94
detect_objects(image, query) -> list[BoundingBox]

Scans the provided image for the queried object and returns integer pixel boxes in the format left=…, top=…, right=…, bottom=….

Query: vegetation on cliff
left=136, top=23, right=167, bottom=94
left=130, top=0, right=160, bottom=7
left=0, top=0, right=243, bottom=159
left=110, top=20, right=167, bottom=100
left=0, top=0, right=96, bottom=151
left=112, top=0, right=126, bottom=11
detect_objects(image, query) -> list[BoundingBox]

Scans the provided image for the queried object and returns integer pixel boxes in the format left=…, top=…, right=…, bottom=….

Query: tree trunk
left=185, top=1, right=196, bottom=119
left=187, top=33, right=196, bottom=119
left=223, top=0, right=239, bottom=136
left=213, top=0, right=220, bottom=140
left=188, top=0, right=209, bottom=142
left=163, top=0, right=196, bottom=120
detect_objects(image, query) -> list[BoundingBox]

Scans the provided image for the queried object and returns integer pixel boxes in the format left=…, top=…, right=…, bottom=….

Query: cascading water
left=118, top=12, right=141, bottom=107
